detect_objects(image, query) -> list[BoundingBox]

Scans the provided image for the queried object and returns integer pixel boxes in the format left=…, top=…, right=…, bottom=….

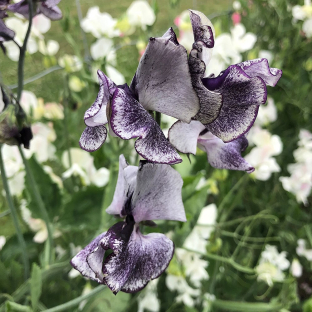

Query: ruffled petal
left=189, top=47, right=222, bottom=124
left=70, top=232, right=107, bottom=283
left=0, top=19, right=15, bottom=41
left=168, top=120, right=205, bottom=155
left=84, top=70, right=115, bottom=127
left=103, top=227, right=174, bottom=294
left=8, top=1, right=30, bottom=18
left=202, top=65, right=267, bottom=142
left=111, top=88, right=182, bottom=164
left=39, top=2, right=62, bottom=20
left=198, top=133, right=254, bottom=172
left=79, top=125, right=107, bottom=152
left=131, top=33, right=199, bottom=122
left=189, top=10, right=215, bottom=67
left=237, top=58, right=282, bottom=87
left=131, top=161, right=186, bottom=223
left=106, top=155, right=138, bottom=216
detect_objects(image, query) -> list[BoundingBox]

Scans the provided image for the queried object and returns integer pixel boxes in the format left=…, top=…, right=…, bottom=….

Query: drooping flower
left=71, top=155, right=186, bottom=293
left=169, top=10, right=282, bottom=172
left=79, top=28, right=200, bottom=164
left=8, top=0, right=62, bottom=21
left=0, top=0, right=15, bottom=52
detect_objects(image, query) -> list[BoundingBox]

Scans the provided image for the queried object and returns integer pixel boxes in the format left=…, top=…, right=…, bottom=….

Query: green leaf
left=24, top=156, right=62, bottom=220
left=30, top=263, right=42, bottom=311
left=304, top=298, right=312, bottom=312
left=5, top=301, right=31, bottom=312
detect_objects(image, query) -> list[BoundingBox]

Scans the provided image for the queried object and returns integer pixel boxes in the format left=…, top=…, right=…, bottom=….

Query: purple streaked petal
left=8, top=1, right=31, bottom=18
left=162, top=27, right=179, bottom=45
left=0, top=19, right=15, bottom=41
left=103, top=227, right=174, bottom=294
left=198, top=133, right=254, bottom=172
left=202, top=65, right=267, bottom=142
left=70, top=232, right=107, bottom=283
left=39, top=2, right=62, bottom=20
left=84, top=70, right=115, bottom=127
left=168, top=120, right=205, bottom=155
left=106, top=155, right=138, bottom=217
left=237, top=58, right=282, bottom=87
left=131, top=35, right=199, bottom=122
left=79, top=125, right=107, bottom=152
left=189, top=47, right=222, bottom=124
left=111, top=88, right=182, bottom=165
left=131, top=161, right=186, bottom=223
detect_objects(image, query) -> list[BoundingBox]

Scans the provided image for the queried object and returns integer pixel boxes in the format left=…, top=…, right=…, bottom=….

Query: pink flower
left=232, top=12, right=241, bottom=25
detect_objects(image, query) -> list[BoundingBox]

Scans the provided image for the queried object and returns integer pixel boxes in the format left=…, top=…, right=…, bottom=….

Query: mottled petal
left=70, top=232, right=107, bottom=283
left=198, top=133, right=254, bottom=172
left=203, top=65, right=267, bottom=142
left=79, top=125, right=107, bottom=152
left=0, top=19, right=15, bottom=41
left=111, top=88, right=182, bottom=164
left=189, top=10, right=215, bottom=67
left=131, top=34, right=199, bottom=122
left=131, top=161, right=186, bottom=223
left=106, top=155, right=138, bottom=216
left=162, top=27, right=179, bottom=45
left=189, top=46, right=222, bottom=124
left=237, top=58, right=282, bottom=87
left=168, top=120, right=205, bottom=155
left=84, top=70, right=115, bottom=127
left=39, top=2, right=62, bottom=20
left=104, top=227, right=174, bottom=294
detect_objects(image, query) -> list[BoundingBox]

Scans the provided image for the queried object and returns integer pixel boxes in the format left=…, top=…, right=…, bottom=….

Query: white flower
left=8, top=171, right=25, bottom=196
left=256, top=262, right=285, bottom=286
left=38, top=40, right=59, bottom=56
left=296, top=239, right=312, bottom=261
left=137, top=280, right=160, bottom=312
left=292, top=5, right=307, bottom=21
left=0, top=236, right=6, bottom=250
left=260, top=245, right=290, bottom=271
left=291, top=259, right=303, bottom=277
left=58, top=55, right=83, bottom=72
left=90, top=37, right=116, bottom=61
left=255, top=97, right=277, bottom=126
left=303, top=17, right=312, bottom=37
left=127, top=1, right=156, bottom=30
left=259, top=50, right=274, bottom=64
left=81, top=6, right=120, bottom=38
left=233, top=1, right=241, bottom=10
left=231, top=23, right=257, bottom=53
left=105, top=65, right=125, bottom=85
left=20, top=90, right=38, bottom=117
left=166, top=275, right=200, bottom=307
left=69, top=76, right=86, bottom=93
left=32, top=14, right=51, bottom=35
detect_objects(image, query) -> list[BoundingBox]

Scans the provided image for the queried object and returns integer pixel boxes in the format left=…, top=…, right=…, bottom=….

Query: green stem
left=42, top=286, right=105, bottom=312
left=18, top=146, right=54, bottom=264
left=183, top=247, right=254, bottom=274
left=212, top=299, right=282, bottom=311
left=17, top=0, right=33, bottom=102
left=0, top=146, right=29, bottom=279
left=155, top=111, right=161, bottom=126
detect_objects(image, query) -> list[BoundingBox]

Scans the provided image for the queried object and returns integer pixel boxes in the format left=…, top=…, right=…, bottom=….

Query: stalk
left=0, top=146, right=29, bottom=279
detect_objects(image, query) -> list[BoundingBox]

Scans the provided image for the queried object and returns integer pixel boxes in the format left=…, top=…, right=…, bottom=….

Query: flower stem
left=0, top=145, right=29, bottom=280
left=42, top=285, right=105, bottom=312
left=18, top=146, right=54, bottom=264
left=211, top=299, right=283, bottom=311
left=17, top=0, right=33, bottom=102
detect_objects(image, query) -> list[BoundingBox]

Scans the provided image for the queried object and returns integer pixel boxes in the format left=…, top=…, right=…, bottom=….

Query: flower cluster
left=280, top=129, right=312, bottom=204
left=292, top=0, right=312, bottom=38
left=70, top=10, right=282, bottom=294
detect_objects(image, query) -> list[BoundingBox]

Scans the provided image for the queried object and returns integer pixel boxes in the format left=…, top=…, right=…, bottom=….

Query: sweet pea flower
left=169, top=11, right=281, bottom=172
left=71, top=155, right=186, bottom=293
left=137, top=280, right=160, bottom=312
left=0, top=0, right=15, bottom=52
left=0, top=236, right=6, bottom=250
left=8, top=0, right=62, bottom=21
left=80, top=28, right=199, bottom=164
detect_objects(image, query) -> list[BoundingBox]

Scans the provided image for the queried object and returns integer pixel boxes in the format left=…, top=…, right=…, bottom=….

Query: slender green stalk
left=18, top=146, right=53, bottom=264
left=42, top=286, right=105, bottom=312
left=0, top=146, right=29, bottom=279
left=211, top=299, right=282, bottom=311
left=155, top=112, right=161, bottom=126
left=0, top=210, right=10, bottom=218
left=17, top=0, right=33, bottom=102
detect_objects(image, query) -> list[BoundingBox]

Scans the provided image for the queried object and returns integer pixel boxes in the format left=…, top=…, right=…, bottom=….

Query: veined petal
left=162, top=27, right=179, bottom=45
left=103, top=227, right=174, bottom=294
left=84, top=70, right=115, bottom=127
left=70, top=232, right=107, bottom=283
left=237, top=58, right=282, bottom=87
left=202, top=65, right=267, bottom=142
left=39, top=2, right=62, bottom=21
left=131, top=161, right=186, bottom=223
left=168, top=120, right=205, bottom=155
left=189, top=47, right=222, bottom=124
left=198, top=133, right=254, bottom=172
left=106, top=155, right=138, bottom=216
left=0, top=19, right=15, bottom=41
left=131, top=33, right=199, bottom=122
left=79, top=125, right=107, bottom=152
left=110, top=88, right=182, bottom=164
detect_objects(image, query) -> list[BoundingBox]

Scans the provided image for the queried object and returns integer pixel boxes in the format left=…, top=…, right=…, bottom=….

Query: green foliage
left=30, top=263, right=42, bottom=311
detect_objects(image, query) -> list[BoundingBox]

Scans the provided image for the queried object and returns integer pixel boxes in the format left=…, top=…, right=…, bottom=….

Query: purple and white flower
left=80, top=28, right=200, bottom=164
left=0, top=0, right=15, bottom=52
left=8, top=0, right=62, bottom=21
left=71, top=155, right=186, bottom=294
left=169, top=10, right=282, bottom=172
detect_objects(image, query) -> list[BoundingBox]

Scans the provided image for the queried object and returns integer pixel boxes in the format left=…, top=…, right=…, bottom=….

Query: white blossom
left=126, top=1, right=156, bottom=30
left=291, top=259, right=303, bottom=277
